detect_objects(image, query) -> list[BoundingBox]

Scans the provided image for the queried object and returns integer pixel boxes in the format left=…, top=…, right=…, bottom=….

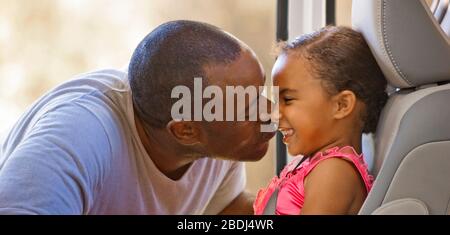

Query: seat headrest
left=352, top=0, right=450, bottom=89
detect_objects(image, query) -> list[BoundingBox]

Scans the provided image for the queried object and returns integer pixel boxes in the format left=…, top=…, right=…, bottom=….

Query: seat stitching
left=382, top=0, right=414, bottom=86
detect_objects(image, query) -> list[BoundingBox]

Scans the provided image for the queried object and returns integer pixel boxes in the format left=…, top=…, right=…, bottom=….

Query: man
left=0, top=20, right=275, bottom=214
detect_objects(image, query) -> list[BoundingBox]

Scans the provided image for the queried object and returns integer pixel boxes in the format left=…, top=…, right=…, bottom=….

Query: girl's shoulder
left=305, top=146, right=374, bottom=192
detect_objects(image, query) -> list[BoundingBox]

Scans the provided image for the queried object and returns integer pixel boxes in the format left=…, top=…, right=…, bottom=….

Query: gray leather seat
left=352, top=0, right=450, bottom=215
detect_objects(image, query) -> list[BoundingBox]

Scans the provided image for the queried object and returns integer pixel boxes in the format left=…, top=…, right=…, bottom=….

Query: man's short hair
left=129, top=20, right=242, bottom=128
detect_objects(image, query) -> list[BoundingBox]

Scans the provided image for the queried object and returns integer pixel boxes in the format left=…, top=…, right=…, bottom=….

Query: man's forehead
left=204, top=53, right=265, bottom=87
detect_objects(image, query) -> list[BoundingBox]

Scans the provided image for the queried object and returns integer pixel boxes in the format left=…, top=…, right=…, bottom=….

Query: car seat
left=352, top=0, right=450, bottom=214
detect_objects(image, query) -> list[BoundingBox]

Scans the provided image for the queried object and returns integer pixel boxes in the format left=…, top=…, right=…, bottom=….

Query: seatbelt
left=262, top=156, right=309, bottom=215
left=262, top=188, right=279, bottom=215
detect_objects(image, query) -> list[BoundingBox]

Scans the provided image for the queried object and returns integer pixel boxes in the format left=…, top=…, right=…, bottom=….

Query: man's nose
left=269, top=102, right=281, bottom=123
left=258, top=96, right=281, bottom=127
left=258, top=96, right=273, bottom=124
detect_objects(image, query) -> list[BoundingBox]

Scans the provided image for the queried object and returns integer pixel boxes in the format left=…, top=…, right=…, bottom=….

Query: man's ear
left=332, top=90, right=357, bottom=120
left=166, top=120, right=202, bottom=146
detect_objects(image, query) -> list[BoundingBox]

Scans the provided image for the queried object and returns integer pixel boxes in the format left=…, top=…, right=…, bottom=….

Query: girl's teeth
left=286, top=129, right=294, bottom=136
left=280, top=129, right=294, bottom=137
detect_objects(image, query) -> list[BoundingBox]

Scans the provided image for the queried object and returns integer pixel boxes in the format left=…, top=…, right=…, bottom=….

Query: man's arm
left=0, top=103, right=110, bottom=214
left=203, top=161, right=251, bottom=215
left=219, top=190, right=255, bottom=215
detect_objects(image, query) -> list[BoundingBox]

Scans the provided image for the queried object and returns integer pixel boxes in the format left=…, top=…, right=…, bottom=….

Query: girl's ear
left=332, top=90, right=357, bottom=120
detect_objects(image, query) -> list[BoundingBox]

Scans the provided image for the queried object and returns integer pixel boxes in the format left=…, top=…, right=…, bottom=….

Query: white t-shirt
left=0, top=69, right=246, bottom=215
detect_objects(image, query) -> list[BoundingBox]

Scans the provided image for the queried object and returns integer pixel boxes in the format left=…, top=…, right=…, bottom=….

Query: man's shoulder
left=37, top=68, right=131, bottom=123
left=3, top=68, right=132, bottom=152
left=64, top=68, right=130, bottom=94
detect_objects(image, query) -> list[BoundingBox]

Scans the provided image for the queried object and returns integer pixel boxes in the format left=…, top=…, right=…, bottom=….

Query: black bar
left=276, top=132, right=287, bottom=176
left=276, top=0, right=289, bottom=175
left=276, top=0, right=289, bottom=41
left=326, top=0, right=336, bottom=26
left=1, top=215, right=446, bottom=233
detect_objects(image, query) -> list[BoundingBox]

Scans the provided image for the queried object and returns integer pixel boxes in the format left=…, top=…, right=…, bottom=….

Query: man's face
left=199, top=49, right=276, bottom=161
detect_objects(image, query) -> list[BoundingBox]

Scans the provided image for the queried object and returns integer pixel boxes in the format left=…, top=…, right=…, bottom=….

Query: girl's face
left=272, top=54, right=337, bottom=157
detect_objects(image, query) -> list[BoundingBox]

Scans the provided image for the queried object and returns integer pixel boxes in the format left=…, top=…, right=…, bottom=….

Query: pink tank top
left=253, top=146, right=374, bottom=215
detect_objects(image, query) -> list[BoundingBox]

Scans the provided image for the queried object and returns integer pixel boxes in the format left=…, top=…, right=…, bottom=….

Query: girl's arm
left=300, top=158, right=366, bottom=215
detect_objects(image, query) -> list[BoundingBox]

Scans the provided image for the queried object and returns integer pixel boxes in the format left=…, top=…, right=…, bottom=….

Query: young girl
left=254, top=26, right=388, bottom=215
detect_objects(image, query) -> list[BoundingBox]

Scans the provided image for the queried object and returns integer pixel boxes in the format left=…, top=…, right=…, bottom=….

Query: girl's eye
left=283, top=97, right=294, bottom=104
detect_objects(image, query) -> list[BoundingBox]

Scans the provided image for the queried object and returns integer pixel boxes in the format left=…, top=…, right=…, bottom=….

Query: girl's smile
left=279, top=127, right=295, bottom=145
